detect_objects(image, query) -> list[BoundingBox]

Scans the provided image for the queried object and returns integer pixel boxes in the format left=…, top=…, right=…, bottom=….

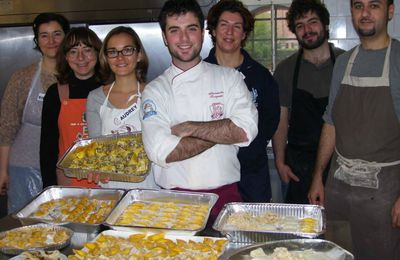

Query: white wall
left=325, top=0, right=400, bottom=50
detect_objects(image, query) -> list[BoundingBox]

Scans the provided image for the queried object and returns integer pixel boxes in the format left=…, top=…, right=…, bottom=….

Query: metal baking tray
left=105, top=189, right=218, bottom=235
left=220, top=239, right=353, bottom=260
left=70, top=230, right=228, bottom=259
left=213, top=203, right=325, bottom=243
left=13, top=186, right=125, bottom=233
left=57, top=132, right=150, bottom=183
left=0, top=224, right=73, bottom=255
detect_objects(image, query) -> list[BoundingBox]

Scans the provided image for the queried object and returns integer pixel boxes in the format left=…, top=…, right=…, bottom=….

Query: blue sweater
left=205, top=48, right=280, bottom=172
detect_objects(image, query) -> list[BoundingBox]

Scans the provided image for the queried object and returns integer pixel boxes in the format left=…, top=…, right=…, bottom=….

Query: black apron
left=285, top=45, right=335, bottom=204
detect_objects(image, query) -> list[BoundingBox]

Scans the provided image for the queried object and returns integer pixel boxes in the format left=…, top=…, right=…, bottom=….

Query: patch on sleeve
left=142, top=99, right=157, bottom=119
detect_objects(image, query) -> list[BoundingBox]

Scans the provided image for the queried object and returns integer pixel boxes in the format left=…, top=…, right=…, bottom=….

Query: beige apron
left=325, top=40, right=400, bottom=260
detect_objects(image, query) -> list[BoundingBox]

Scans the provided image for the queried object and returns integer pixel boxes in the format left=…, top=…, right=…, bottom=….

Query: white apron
left=99, top=82, right=158, bottom=189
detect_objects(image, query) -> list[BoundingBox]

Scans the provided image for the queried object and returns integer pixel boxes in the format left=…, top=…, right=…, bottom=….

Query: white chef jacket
left=140, top=61, right=258, bottom=190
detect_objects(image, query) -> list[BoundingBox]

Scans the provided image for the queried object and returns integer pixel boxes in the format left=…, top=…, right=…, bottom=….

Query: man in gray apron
left=308, top=0, right=400, bottom=258
left=273, top=0, right=344, bottom=204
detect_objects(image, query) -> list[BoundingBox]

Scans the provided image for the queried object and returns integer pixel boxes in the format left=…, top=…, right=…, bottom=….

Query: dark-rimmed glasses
left=105, top=46, right=137, bottom=58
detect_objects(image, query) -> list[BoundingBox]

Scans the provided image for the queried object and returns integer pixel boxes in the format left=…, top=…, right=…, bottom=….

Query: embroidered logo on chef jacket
left=142, top=99, right=157, bottom=119
left=210, top=103, right=224, bottom=120
left=251, top=88, right=258, bottom=107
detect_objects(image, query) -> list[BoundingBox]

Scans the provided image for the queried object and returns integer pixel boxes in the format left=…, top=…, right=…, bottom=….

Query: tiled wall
left=324, top=0, right=400, bottom=50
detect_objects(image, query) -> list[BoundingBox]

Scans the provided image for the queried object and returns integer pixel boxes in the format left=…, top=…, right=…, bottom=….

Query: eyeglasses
left=66, top=47, right=96, bottom=60
left=105, top=46, right=137, bottom=58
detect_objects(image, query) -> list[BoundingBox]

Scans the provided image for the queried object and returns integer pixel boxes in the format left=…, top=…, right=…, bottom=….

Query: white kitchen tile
left=345, top=16, right=358, bottom=38
left=325, top=0, right=338, bottom=16
left=330, top=17, right=347, bottom=39
left=337, top=0, right=351, bottom=16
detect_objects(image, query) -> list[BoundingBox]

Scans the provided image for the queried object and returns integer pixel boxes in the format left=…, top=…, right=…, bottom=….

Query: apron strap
left=127, top=81, right=141, bottom=102
left=341, top=39, right=391, bottom=87
left=336, top=147, right=400, bottom=168
left=103, top=82, right=115, bottom=106
left=334, top=147, right=400, bottom=189
left=57, top=83, right=69, bottom=101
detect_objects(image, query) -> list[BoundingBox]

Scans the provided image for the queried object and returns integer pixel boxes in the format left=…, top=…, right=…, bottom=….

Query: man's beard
left=298, top=30, right=327, bottom=50
left=355, top=18, right=377, bottom=37
left=357, top=27, right=376, bottom=37
left=355, top=14, right=390, bottom=38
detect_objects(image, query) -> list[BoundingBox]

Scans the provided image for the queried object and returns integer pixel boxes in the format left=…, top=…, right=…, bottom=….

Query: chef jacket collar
left=169, top=60, right=204, bottom=85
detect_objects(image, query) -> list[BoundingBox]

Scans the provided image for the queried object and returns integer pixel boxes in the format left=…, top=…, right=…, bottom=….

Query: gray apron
left=9, top=62, right=44, bottom=168
left=326, top=41, right=400, bottom=260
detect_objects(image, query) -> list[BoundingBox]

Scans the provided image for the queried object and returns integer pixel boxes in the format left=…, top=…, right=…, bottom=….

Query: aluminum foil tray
left=220, top=239, right=353, bottom=260
left=13, top=186, right=125, bottom=233
left=213, top=203, right=325, bottom=243
left=70, top=230, right=228, bottom=259
left=0, top=224, right=73, bottom=255
left=57, top=132, right=150, bottom=183
left=105, top=189, right=218, bottom=235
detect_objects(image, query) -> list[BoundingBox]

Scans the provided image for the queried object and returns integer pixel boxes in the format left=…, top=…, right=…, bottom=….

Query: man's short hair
left=206, top=0, right=254, bottom=47
left=286, top=0, right=330, bottom=35
left=158, top=0, right=205, bottom=32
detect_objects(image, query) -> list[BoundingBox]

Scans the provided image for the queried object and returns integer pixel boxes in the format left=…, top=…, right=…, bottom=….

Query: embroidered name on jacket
left=209, top=91, right=224, bottom=98
left=120, top=104, right=138, bottom=121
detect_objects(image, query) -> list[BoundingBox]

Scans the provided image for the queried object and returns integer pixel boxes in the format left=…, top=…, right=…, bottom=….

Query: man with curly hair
left=272, top=0, right=344, bottom=204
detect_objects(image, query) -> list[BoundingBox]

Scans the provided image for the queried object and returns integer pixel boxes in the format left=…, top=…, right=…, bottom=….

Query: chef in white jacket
left=140, top=0, right=258, bottom=222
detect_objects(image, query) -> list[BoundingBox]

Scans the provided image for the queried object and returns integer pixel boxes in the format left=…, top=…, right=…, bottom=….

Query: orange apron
left=57, top=84, right=97, bottom=187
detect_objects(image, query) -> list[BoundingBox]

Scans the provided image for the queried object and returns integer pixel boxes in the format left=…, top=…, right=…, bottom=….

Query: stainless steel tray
left=57, top=132, right=150, bottom=183
left=13, top=186, right=125, bottom=233
left=0, top=224, right=73, bottom=255
left=213, top=203, right=325, bottom=243
left=220, top=239, right=354, bottom=260
left=105, top=189, right=218, bottom=235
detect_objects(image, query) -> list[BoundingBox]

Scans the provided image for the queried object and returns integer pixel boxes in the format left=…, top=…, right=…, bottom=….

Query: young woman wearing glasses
left=85, top=26, right=158, bottom=189
left=40, top=27, right=102, bottom=188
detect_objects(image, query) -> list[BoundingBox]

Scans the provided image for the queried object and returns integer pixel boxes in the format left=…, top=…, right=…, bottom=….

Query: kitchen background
left=0, top=0, right=399, bottom=217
